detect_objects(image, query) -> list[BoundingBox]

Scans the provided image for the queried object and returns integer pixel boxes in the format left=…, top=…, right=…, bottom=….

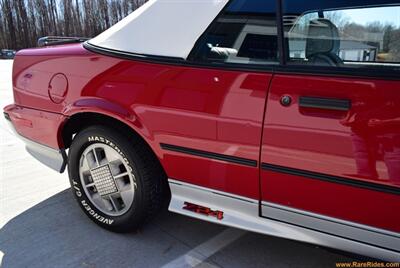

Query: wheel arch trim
left=61, top=98, right=152, bottom=146
left=60, top=99, right=165, bottom=171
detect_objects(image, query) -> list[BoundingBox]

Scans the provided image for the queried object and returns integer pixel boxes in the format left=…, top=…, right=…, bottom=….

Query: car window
left=283, top=2, right=400, bottom=69
left=189, top=0, right=278, bottom=66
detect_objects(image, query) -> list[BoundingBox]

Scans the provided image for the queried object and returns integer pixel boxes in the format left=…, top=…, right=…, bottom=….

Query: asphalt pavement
left=0, top=60, right=363, bottom=267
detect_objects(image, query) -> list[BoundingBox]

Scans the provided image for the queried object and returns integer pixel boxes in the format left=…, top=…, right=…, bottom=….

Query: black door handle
left=299, top=96, right=351, bottom=111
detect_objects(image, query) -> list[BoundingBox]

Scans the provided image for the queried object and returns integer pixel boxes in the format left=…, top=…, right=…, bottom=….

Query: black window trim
left=278, top=0, right=400, bottom=80
left=85, top=0, right=400, bottom=80
left=187, top=0, right=280, bottom=70
left=276, top=0, right=286, bottom=66
left=186, top=0, right=400, bottom=80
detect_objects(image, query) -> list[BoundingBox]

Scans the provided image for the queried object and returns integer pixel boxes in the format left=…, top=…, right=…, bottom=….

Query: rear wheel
left=67, top=125, right=167, bottom=233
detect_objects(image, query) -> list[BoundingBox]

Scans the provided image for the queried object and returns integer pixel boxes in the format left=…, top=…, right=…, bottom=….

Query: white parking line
left=162, top=228, right=246, bottom=268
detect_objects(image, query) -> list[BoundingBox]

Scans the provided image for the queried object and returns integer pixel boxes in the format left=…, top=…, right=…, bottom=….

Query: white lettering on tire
left=88, top=136, right=132, bottom=171
left=72, top=180, right=114, bottom=225
left=81, top=200, right=114, bottom=225
left=72, top=180, right=82, bottom=197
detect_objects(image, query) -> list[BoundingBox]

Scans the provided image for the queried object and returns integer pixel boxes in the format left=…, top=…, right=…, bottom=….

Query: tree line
left=0, top=0, right=147, bottom=50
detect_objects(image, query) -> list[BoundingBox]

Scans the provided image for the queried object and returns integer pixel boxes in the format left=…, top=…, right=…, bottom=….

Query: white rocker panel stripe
left=261, top=202, right=400, bottom=251
left=168, top=179, right=400, bottom=261
left=89, top=0, right=229, bottom=59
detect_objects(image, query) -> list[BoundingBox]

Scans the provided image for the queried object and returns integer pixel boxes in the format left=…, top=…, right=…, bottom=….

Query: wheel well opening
left=62, top=113, right=144, bottom=149
left=62, top=112, right=171, bottom=212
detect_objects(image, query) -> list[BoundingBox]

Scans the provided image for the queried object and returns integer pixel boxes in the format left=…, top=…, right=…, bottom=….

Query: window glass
left=190, top=0, right=278, bottom=65
left=284, top=2, right=400, bottom=68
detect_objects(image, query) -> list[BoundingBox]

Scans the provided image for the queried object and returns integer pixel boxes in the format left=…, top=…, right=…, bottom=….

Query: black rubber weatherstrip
left=84, top=41, right=274, bottom=74
left=84, top=42, right=185, bottom=64
left=262, top=163, right=400, bottom=195
left=84, top=40, right=400, bottom=81
left=160, top=143, right=258, bottom=167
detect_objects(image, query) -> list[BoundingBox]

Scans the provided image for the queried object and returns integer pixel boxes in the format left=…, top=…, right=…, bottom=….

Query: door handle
left=299, top=96, right=351, bottom=111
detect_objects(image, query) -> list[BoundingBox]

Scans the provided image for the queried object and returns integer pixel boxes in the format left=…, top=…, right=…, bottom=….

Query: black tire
left=68, top=125, right=167, bottom=233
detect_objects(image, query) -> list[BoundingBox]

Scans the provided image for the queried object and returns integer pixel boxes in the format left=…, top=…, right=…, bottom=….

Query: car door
left=157, top=0, right=279, bottom=200
left=260, top=0, right=400, bottom=246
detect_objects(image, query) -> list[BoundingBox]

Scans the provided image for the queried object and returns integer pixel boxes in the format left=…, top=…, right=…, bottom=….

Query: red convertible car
left=4, top=0, right=400, bottom=261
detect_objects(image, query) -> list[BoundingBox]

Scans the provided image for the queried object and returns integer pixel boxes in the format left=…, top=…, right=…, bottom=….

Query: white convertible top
left=89, top=0, right=229, bottom=59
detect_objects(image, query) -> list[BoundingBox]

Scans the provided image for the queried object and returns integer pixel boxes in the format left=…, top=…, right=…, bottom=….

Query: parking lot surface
left=0, top=60, right=363, bottom=267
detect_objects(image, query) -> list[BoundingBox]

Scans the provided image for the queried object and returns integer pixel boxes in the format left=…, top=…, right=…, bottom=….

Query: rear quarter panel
left=13, top=44, right=271, bottom=199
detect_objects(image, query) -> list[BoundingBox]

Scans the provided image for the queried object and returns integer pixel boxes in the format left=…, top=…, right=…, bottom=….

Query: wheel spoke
left=92, top=148, right=100, bottom=167
left=114, top=172, right=129, bottom=179
left=109, top=196, right=120, bottom=212
left=92, top=193, right=111, bottom=212
left=108, top=160, right=125, bottom=176
left=104, top=146, right=123, bottom=164
left=84, top=150, right=97, bottom=169
left=79, top=142, right=135, bottom=217
left=85, top=182, right=96, bottom=188
left=80, top=155, right=91, bottom=173
left=119, top=190, right=134, bottom=210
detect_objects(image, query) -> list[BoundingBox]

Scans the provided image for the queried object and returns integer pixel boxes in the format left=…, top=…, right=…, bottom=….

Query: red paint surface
left=8, top=44, right=271, bottom=199
left=261, top=74, right=400, bottom=232
left=262, top=169, right=400, bottom=232
left=4, top=104, right=66, bottom=148
left=4, top=44, right=400, bottom=232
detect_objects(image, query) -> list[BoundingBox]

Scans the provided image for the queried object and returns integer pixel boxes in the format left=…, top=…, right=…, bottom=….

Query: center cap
left=90, top=165, right=118, bottom=196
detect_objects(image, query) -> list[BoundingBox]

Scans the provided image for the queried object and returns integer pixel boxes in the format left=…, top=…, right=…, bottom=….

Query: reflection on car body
left=3, top=0, right=400, bottom=261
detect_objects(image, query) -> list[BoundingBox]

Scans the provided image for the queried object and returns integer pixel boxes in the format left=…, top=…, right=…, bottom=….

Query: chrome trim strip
left=262, top=202, right=400, bottom=252
left=168, top=179, right=400, bottom=261
left=262, top=202, right=400, bottom=239
left=5, top=118, right=67, bottom=173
